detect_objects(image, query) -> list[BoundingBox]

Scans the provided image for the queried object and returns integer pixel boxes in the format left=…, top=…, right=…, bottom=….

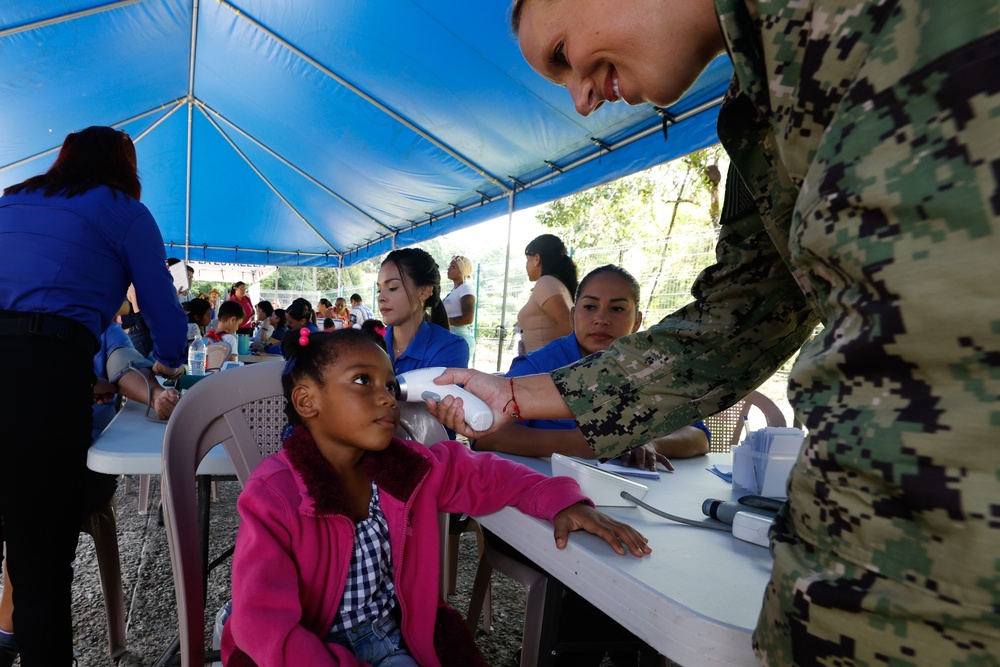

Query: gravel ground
left=11, top=477, right=530, bottom=667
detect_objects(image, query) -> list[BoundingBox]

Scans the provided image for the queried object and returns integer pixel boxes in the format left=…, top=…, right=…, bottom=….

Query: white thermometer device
left=395, top=367, right=494, bottom=431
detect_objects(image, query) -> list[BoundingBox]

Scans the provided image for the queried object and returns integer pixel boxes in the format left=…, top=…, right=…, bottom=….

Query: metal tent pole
left=496, top=191, right=515, bottom=371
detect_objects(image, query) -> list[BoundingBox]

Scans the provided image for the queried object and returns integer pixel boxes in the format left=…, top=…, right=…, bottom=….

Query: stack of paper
left=731, top=427, right=804, bottom=498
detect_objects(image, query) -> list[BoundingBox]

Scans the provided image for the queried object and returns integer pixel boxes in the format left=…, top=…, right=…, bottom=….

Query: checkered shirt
left=328, top=482, right=397, bottom=633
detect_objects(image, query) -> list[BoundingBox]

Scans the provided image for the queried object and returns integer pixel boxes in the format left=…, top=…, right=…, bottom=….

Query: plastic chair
left=205, top=342, right=232, bottom=372
left=466, top=531, right=551, bottom=667
left=703, top=390, right=786, bottom=453
left=79, top=496, right=127, bottom=660
left=393, top=404, right=453, bottom=602
left=161, top=361, right=287, bottom=666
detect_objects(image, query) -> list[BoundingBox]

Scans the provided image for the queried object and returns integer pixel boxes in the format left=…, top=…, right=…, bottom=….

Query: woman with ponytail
left=517, top=234, right=578, bottom=354
left=376, top=248, right=469, bottom=376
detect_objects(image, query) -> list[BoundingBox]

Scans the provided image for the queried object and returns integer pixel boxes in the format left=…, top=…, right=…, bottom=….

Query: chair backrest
left=394, top=403, right=452, bottom=602
left=703, top=390, right=787, bottom=453
left=161, top=361, right=286, bottom=667
left=205, top=341, right=232, bottom=371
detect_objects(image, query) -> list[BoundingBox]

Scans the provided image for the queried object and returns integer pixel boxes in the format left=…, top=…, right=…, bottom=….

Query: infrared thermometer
left=395, top=367, right=494, bottom=431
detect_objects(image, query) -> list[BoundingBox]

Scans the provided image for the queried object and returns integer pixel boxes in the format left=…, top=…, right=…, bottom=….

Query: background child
left=210, top=300, right=244, bottom=361
left=221, top=328, right=649, bottom=667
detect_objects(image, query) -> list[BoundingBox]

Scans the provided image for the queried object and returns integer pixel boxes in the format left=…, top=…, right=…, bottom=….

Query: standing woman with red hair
left=0, top=126, right=187, bottom=665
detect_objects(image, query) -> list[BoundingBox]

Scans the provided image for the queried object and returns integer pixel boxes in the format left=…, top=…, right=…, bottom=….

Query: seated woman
left=377, top=248, right=469, bottom=374
left=475, top=265, right=710, bottom=468
left=253, top=308, right=286, bottom=353
left=251, top=301, right=275, bottom=348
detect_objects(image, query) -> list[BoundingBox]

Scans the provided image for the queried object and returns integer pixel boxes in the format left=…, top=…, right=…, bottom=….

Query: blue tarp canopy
left=0, top=1, right=731, bottom=268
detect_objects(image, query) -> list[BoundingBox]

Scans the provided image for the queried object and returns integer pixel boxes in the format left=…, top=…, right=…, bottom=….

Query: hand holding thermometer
left=395, top=367, right=494, bottom=431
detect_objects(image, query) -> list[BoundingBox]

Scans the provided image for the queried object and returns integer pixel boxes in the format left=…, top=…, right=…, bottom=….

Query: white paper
left=597, top=460, right=661, bottom=480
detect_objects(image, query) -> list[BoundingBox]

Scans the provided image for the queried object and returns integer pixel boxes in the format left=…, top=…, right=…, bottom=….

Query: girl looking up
left=221, top=328, right=649, bottom=667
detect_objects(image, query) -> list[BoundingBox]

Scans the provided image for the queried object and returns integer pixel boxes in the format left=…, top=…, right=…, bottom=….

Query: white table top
left=474, top=453, right=772, bottom=667
left=87, top=399, right=234, bottom=476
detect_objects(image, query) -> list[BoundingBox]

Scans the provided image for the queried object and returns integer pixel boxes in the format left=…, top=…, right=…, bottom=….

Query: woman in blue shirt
left=0, top=126, right=187, bottom=665
left=377, top=248, right=469, bottom=376
left=475, top=265, right=709, bottom=468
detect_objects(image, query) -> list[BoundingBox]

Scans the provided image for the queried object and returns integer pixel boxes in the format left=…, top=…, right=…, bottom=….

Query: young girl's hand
left=552, top=503, right=651, bottom=557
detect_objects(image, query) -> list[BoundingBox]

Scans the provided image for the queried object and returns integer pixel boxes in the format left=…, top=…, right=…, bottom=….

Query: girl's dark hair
left=382, top=248, right=449, bottom=329
left=229, top=281, right=246, bottom=298
left=3, top=126, right=141, bottom=200
left=256, top=300, right=274, bottom=317
left=186, top=298, right=211, bottom=323
left=525, top=234, right=578, bottom=296
left=318, top=298, right=333, bottom=310
left=280, top=328, right=391, bottom=426
left=272, top=309, right=286, bottom=327
left=285, top=297, right=315, bottom=326
left=575, top=265, right=641, bottom=304
left=360, top=319, right=388, bottom=351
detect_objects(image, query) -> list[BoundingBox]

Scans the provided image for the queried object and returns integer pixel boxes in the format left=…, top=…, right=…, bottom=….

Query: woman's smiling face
left=516, top=0, right=723, bottom=116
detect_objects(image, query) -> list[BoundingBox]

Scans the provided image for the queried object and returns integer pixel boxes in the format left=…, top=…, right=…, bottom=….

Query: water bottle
left=188, top=333, right=207, bottom=376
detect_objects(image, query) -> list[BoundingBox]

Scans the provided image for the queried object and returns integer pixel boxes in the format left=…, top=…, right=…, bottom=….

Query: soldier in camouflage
left=428, top=0, right=1000, bottom=664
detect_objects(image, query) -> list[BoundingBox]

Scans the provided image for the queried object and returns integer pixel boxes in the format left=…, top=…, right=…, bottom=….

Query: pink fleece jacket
left=221, top=425, right=590, bottom=667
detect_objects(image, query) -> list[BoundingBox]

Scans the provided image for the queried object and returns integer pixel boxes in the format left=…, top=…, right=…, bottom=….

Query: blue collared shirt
left=385, top=320, right=469, bottom=376
left=0, top=186, right=188, bottom=367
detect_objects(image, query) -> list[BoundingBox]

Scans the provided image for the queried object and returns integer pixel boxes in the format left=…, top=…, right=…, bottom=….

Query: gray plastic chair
left=161, top=362, right=287, bottom=666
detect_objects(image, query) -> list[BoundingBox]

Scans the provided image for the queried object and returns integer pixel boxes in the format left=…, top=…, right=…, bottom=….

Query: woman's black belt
left=0, top=310, right=99, bottom=355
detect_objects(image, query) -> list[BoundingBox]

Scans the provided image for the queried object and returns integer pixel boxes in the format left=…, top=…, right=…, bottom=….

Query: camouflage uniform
left=550, top=0, right=1000, bottom=664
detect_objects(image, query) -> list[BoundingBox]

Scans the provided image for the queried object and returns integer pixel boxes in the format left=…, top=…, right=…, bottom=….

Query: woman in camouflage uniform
left=430, top=0, right=1000, bottom=664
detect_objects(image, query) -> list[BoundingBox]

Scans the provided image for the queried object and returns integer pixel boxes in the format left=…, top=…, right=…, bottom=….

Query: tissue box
left=731, top=427, right=804, bottom=498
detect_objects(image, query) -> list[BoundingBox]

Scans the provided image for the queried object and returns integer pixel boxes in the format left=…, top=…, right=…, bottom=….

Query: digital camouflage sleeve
left=554, top=0, right=1000, bottom=664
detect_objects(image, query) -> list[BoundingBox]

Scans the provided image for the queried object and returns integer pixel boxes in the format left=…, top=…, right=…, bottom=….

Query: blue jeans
left=327, top=612, right=418, bottom=667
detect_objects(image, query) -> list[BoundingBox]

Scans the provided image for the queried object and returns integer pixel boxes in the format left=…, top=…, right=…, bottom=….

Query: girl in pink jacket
left=222, top=327, right=650, bottom=667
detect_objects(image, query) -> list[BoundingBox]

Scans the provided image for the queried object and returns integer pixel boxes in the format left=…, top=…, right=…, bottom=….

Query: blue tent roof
left=0, top=0, right=730, bottom=267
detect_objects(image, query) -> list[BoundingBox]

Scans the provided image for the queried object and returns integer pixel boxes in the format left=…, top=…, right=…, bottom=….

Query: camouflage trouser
left=754, top=522, right=1000, bottom=666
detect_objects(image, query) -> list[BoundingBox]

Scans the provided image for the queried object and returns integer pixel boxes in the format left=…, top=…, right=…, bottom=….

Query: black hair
left=229, top=281, right=246, bottom=298
left=280, top=328, right=392, bottom=426
left=575, top=264, right=641, bottom=304
left=350, top=293, right=363, bottom=303
left=256, top=300, right=274, bottom=317
left=217, top=300, right=244, bottom=322
left=272, top=308, right=286, bottom=327
left=318, top=298, right=333, bottom=309
left=525, top=234, right=578, bottom=296
left=323, top=317, right=335, bottom=330
left=4, top=126, right=141, bottom=200
left=360, top=319, right=388, bottom=352
left=286, top=297, right=315, bottom=326
left=382, top=247, right=449, bottom=329
left=186, top=297, right=211, bottom=323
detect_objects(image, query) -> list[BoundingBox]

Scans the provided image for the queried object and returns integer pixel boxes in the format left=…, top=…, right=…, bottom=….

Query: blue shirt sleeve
left=692, top=420, right=711, bottom=444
